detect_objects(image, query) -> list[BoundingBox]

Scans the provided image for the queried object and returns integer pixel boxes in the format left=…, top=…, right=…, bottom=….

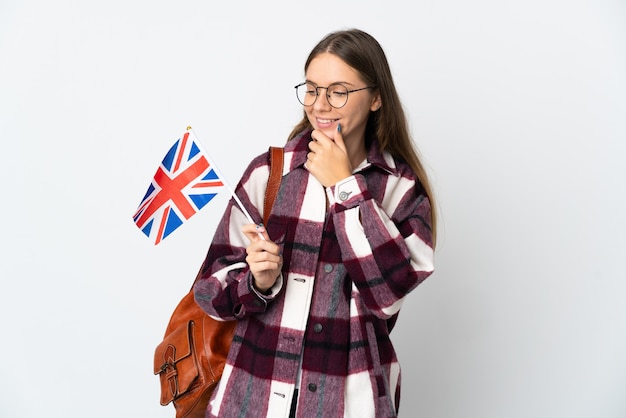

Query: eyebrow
left=304, top=79, right=356, bottom=87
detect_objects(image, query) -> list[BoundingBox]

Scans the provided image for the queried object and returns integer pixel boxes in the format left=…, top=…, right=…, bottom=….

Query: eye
left=305, top=84, right=317, bottom=96
left=328, top=84, right=348, bottom=97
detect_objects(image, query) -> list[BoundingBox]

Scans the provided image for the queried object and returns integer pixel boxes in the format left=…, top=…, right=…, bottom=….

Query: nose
left=313, top=87, right=332, bottom=111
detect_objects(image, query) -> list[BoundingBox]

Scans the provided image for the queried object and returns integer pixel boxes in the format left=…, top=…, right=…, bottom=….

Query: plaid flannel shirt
left=194, top=129, right=434, bottom=418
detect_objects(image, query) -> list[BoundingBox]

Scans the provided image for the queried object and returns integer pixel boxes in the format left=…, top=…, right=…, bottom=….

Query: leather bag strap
left=263, top=146, right=284, bottom=225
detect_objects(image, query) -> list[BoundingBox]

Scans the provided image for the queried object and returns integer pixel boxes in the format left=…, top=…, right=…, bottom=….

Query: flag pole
left=186, top=126, right=266, bottom=240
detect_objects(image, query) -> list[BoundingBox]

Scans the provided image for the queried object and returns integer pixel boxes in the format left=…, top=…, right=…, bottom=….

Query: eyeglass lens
left=296, top=83, right=350, bottom=108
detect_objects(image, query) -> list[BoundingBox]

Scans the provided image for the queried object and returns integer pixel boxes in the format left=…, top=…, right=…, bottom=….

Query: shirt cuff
left=327, top=175, right=363, bottom=208
left=252, top=273, right=283, bottom=299
left=234, top=273, right=283, bottom=317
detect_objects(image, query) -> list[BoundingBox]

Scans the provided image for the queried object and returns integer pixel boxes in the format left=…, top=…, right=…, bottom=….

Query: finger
left=311, top=129, right=333, bottom=146
left=246, top=242, right=281, bottom=268
left=333, top=123, right=346, bottom=152
left=308, top=134, right=322, bottom=154
left=241, top=223, right=270, bottom=242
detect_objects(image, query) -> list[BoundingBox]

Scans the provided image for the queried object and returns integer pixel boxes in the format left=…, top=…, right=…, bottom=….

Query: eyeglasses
left=295, top=82, right=376, bottom=109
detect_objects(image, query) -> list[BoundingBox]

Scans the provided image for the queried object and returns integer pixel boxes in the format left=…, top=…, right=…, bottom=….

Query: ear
left=370, top=92, right=382, bottom=112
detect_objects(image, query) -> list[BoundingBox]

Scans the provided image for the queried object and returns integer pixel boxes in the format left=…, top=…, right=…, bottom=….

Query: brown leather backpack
left=154, top=146, right=284, bottom=418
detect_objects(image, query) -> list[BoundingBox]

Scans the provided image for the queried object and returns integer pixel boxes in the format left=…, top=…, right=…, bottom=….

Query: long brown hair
left=288, top=29, right=437, bottom=246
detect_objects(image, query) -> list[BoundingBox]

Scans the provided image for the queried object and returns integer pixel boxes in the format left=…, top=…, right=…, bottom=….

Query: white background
left=1, top=1, right=625, bottom=417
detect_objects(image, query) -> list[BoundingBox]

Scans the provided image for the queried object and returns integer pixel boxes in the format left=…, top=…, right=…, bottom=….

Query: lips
left=316, top=118, right=339, bottom=128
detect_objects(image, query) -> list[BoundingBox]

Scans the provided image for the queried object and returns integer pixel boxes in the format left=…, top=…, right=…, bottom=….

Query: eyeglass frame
left=294, top=82, right=377, bottom=109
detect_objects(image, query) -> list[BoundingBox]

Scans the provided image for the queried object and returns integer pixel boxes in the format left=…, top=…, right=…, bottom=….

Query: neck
left=344, top=135, right=368, bottom=171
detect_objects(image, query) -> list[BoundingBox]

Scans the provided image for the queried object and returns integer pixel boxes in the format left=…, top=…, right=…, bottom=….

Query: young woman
left=194, top=28, right=436, bottom=418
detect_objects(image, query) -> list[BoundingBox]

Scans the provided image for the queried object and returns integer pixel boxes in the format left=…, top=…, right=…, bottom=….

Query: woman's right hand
left=241, top=223, right=282, bottom=293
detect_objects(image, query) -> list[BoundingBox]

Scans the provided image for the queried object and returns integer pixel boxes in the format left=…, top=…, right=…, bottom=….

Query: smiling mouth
left=317, top=118, right=339, bottom=124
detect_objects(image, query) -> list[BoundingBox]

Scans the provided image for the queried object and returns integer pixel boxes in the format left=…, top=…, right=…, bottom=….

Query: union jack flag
left=133, top=129, right=225, bottom=245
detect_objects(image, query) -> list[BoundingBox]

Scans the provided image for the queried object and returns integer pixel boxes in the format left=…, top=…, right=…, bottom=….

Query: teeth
left=318, top=119, right=337, bottom=123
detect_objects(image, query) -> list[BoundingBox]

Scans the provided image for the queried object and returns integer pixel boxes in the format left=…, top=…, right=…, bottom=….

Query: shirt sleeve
left=327, top=170, right=435, bottom=319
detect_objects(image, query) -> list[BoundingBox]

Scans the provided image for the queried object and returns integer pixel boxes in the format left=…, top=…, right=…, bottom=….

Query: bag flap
left=154, top=320, right=193, bottom=375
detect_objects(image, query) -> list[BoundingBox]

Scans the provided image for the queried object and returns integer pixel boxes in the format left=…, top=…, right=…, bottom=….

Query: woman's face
left=304, top=52, right=381, bottom=144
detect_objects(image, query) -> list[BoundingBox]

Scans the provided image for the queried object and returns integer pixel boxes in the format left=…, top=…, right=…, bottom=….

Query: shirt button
left=313, top=323, right=323, bottom=333
left=338, top=191, right=350, bottom=201
left=323, top=264, right=333, bottom=273
left=308, top=383, right=317, bottom=392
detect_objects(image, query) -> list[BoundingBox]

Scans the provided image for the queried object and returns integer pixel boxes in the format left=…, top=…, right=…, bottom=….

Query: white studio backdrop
left=1, top=1, right=625, bottom=417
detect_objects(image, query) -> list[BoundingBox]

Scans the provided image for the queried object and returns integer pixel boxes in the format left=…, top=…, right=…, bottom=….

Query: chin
left=320, top=128, right=336, bottom=141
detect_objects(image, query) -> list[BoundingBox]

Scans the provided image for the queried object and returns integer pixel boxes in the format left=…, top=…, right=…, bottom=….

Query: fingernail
left=337, top=123, right=342, bottom=133
left=256, top=223, right=264, bottom=230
